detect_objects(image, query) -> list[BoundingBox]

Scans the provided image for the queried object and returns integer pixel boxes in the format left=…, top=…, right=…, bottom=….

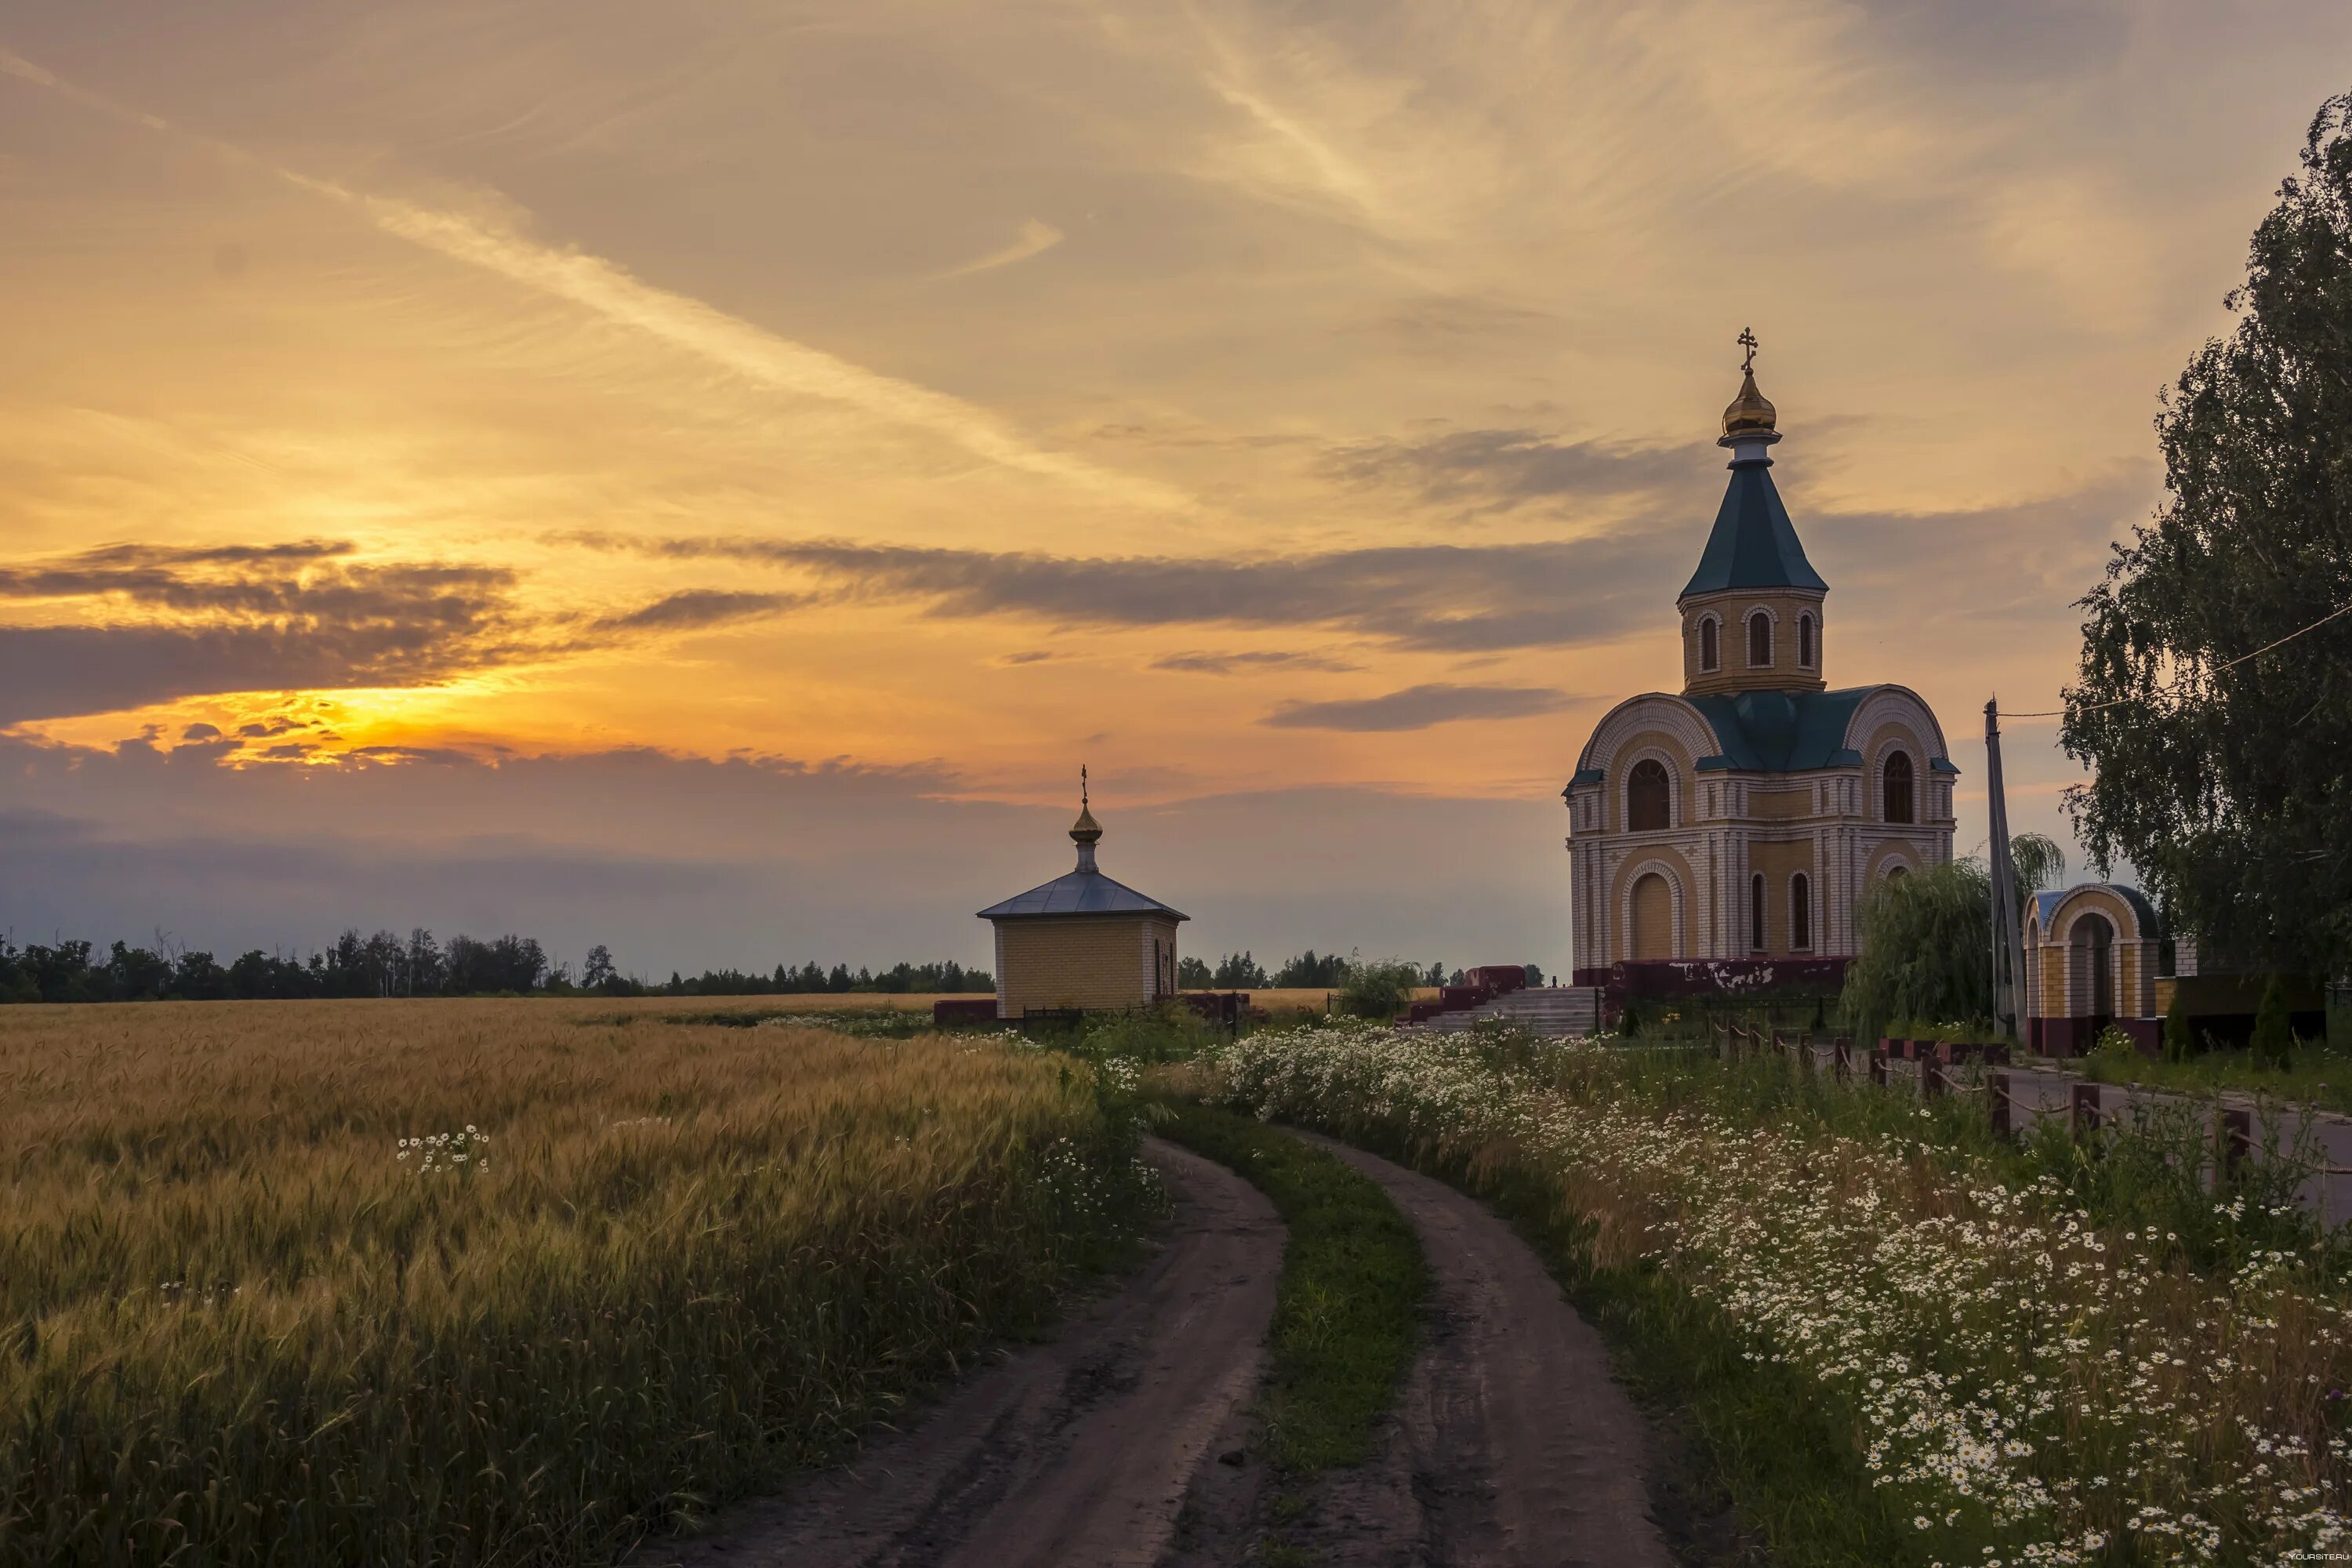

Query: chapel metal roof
left=1679, top=458, right=1828, bottom=601
left=977, top=869, right=1188, bottom=921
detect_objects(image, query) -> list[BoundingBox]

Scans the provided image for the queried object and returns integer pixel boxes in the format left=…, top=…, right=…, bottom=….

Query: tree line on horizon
left=0, top=930, right=996, bottom=1005
left=0, top=931, right=1521, bottom=1004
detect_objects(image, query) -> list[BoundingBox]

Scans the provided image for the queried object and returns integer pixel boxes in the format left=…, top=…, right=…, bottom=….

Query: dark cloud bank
left=0, top=734, right=1566, bottom=976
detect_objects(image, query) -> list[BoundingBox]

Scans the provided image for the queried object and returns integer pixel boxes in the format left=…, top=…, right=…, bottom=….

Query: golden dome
left=1721, top=368, right=1777, bottom=441
left=1069, top=804, right=1102, bottom=845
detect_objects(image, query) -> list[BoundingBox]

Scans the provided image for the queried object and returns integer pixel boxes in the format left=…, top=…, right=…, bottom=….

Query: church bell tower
left=1678, top=330, right=1828, bottom=698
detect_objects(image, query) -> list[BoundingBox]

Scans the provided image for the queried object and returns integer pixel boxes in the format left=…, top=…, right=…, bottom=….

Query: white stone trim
left=1576, top=692, right=1719, bottom=777
left=1872, top=843, right=1922, bottom=879
left=994, top=925, right=1009, bottom=1018
left=1844, top=685, right=1954, bottom=771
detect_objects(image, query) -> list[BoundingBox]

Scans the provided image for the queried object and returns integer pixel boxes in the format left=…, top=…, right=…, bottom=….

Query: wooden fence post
left=1989, top=1069, right=2011, bottom=1138
left=2219, top=1107, right=2252, bottom=1181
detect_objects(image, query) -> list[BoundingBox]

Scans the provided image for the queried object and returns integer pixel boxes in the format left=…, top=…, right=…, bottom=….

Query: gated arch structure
left=1566, top=350, right=1957, bottom=991
left=2021, top=883, right=2161, bottom=1055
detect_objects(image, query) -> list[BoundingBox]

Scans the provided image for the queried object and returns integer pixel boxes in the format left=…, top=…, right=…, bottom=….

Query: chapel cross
left=1081, top=764, right=1089, bottom=809
left=1738, top=326, right=1759, bottom=374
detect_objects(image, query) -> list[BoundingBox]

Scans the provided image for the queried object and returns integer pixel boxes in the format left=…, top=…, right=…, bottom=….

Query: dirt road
left=1285, top=1134, right=1678, bottom=1568
left=641, top=1138, right=1283, bottom=1568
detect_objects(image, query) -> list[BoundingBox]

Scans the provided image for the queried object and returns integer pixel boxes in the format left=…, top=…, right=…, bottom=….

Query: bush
left=1075, top=1003, right=1214, bottom=1063
left=2089, top=1024, right=2140, bottom=1066
left=1334, top=959, right=1418, bottom=1021
left=2252, top=973, right=2296, bottom=1070
left=2163, top=986, right=2196, bottom=1063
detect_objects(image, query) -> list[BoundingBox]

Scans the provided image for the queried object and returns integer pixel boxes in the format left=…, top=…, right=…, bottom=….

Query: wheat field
left=0, top=999, right=1153, bottom=1567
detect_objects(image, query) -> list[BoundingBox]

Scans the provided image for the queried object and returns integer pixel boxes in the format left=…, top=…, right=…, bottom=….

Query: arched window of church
left=1747, top=611, right=1772, bottom=667
left=1798, top=613, right=1815, bottom=668
left=1749, top=873, right=1766, bottom=951
left=1700, top=616, right=1719, bottom=672
left=1883, top=750, right=1915, bottom=824
left=1791, top=873, right=1811, bottom=949
left=1627, top=759, right=1671, bottom=832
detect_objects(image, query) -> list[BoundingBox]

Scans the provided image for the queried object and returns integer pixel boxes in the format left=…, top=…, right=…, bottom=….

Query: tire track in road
left=639, top=1138, right=1282, bottom=1568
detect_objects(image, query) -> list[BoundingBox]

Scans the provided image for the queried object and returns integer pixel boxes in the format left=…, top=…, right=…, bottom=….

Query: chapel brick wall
left=996, top=916, right=1175, bottom=1016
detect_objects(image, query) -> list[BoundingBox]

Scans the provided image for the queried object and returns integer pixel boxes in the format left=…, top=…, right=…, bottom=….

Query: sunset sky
left=5, top=2, right=2349, bottom=978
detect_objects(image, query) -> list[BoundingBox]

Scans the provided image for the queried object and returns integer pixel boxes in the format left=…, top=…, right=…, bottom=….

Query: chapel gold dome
left=1722, top=368, right=1777, bottom=440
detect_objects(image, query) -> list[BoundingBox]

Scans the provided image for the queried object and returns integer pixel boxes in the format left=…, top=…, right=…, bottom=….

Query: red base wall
left=1573, top=957, right=1851, bottom=998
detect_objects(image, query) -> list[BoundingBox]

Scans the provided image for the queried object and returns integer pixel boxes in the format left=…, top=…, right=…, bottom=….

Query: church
left=1566, top=337, right=1957, bottom=990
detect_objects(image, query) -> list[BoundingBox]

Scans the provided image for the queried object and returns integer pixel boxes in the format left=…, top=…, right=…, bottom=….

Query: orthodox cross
left=1081, top=764, right=1089, bottom=809
left=1737, top=326, right=1759, bottom=374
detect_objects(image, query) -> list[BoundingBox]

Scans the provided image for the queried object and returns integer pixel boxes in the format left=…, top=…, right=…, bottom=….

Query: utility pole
left=1984, top=699, right=2027, bottom=1039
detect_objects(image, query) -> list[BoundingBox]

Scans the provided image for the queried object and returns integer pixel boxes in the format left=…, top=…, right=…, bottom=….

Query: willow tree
left=2063, top=91, right=2352, bottom=978
left=1840, top=834, right=2065, bottom=1045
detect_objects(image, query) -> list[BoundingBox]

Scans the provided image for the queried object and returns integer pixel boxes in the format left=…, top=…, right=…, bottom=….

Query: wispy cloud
left=590, top=590, right=806, bottom=633
left=1259, top=682, right=1575, bottom=732
left=0, top=49, right=1189, bottom=516
left=1151, top=649, right=1360, bottom=675
left=932, top=218, right=1065, bottom=280
left=604, top=533, right=1675, bottom=652
left=1320, top=428, right=1691, bottom=511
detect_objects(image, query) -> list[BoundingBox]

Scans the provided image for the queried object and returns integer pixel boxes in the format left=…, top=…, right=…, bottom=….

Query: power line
left=1998, top=597, right=2352, bottom=720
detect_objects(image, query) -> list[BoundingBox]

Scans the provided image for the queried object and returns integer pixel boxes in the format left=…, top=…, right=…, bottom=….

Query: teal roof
left=1680, top=458, right=1827, bottom=600
left=1685, top=688, right=1873, bottom=773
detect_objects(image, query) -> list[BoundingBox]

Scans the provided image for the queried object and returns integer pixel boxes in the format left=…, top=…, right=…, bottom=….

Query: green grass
left=1156, top=1103, right=1425, bottom=1475
left=2078, top=1038, right=2352, bottom=1113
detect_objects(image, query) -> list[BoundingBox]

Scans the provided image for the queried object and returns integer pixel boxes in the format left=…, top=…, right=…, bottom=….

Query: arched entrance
left=2072, top=913, right=2114, bottom=1027
left=1630, top=872, right=1674, bottom=960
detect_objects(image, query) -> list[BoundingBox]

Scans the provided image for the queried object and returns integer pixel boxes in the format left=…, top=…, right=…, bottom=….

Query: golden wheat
left=0, top=999, right=1149, bottom=1566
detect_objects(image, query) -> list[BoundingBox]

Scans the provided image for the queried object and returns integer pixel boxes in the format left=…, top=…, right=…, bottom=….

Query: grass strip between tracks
left=1157, top=1102, right=1425, bottom=1476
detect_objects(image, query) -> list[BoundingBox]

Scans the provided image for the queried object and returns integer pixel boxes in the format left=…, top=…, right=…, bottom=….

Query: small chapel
left=1566, top=335, right=1958, bottom=988
left=976, top=773, right=1188, bottom=1019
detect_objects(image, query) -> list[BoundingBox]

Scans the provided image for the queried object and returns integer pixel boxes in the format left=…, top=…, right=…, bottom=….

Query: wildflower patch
left=1206, top=1021, right=2352, bottom=1566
